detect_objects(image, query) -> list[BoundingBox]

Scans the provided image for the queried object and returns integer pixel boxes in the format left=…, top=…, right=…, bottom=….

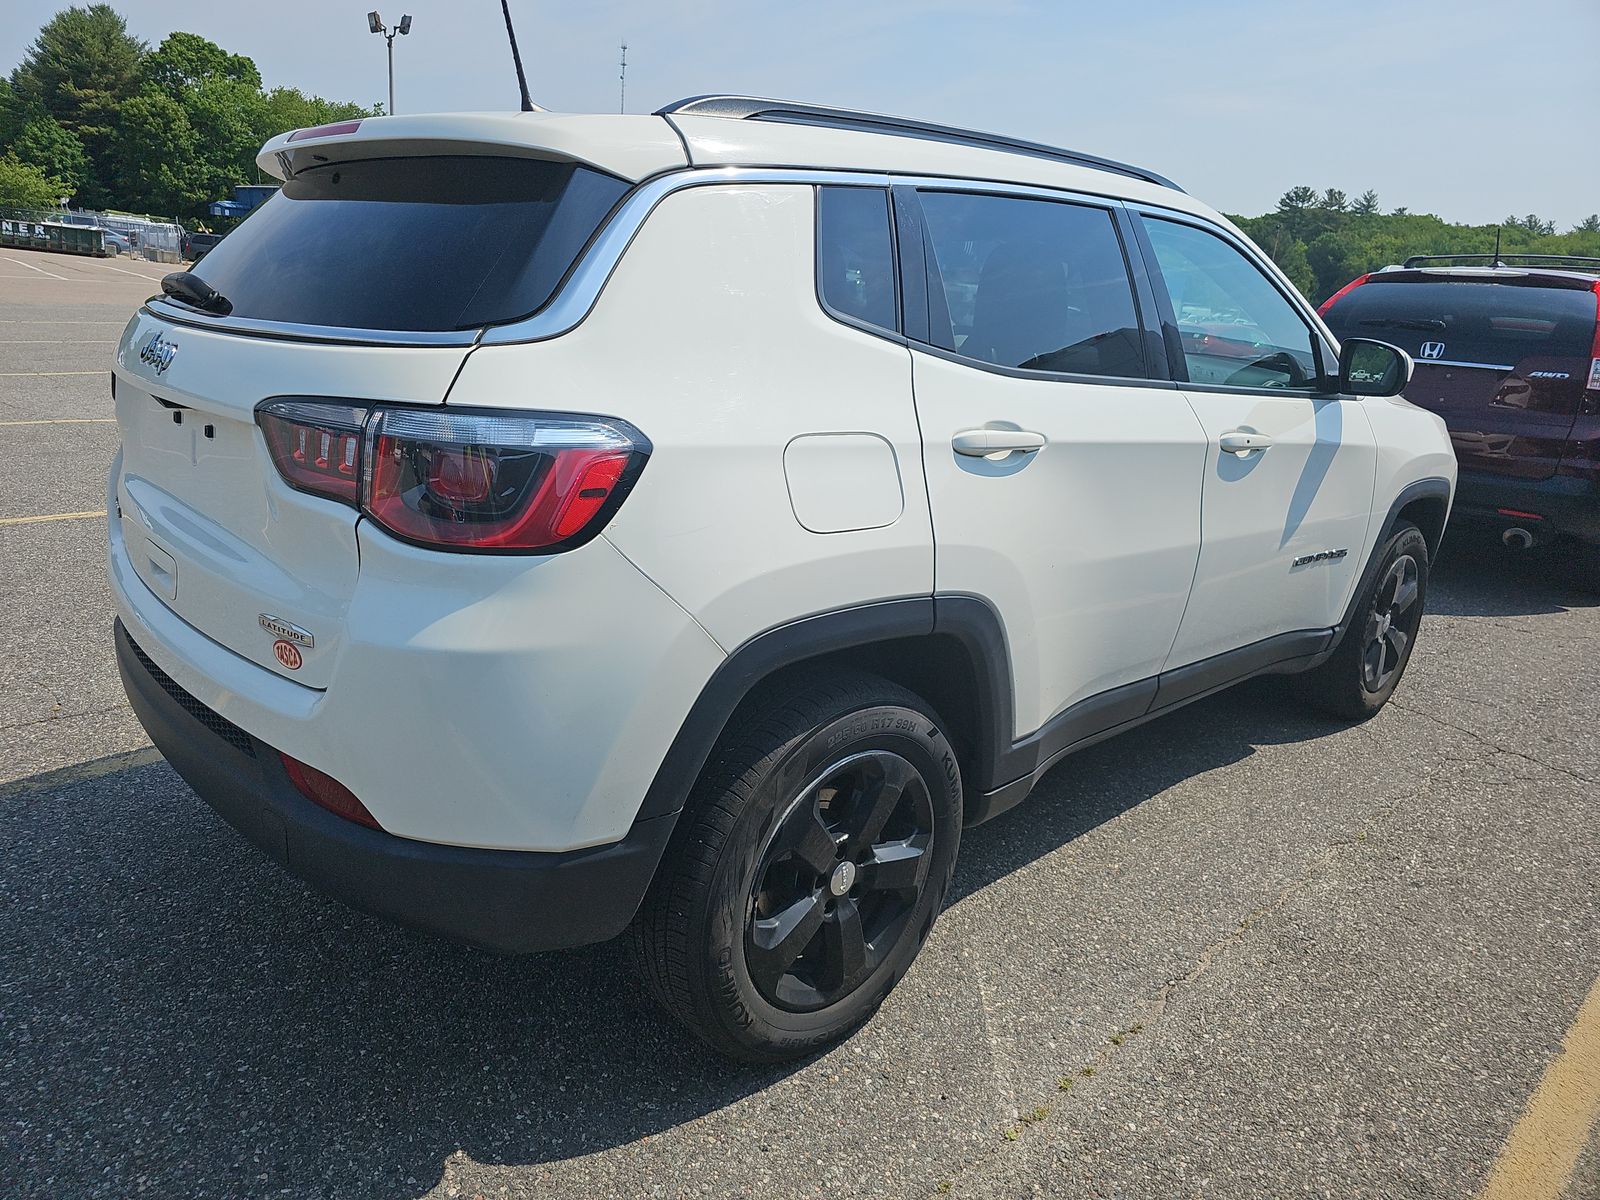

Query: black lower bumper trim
left=115, top=619, right=676, bottom=954
left=1453, top=470, right=1600, bottom=545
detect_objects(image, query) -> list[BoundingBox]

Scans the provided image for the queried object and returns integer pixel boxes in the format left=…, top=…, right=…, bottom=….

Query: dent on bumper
left=116, top=618, right=678, bottom=953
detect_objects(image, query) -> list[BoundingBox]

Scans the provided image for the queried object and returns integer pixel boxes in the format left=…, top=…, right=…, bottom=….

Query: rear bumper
left=1452, top=468, right=1600, bottom=546
left=116, top=618, right=677, bottom=953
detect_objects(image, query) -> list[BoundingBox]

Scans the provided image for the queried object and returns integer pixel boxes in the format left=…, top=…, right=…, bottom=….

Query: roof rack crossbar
left=1401, top=253, right=1600, bottom=270
left=656, top=95, right=1182, bottom=192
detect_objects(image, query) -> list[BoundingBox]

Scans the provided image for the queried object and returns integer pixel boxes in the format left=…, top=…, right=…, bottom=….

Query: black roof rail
left=656, top=95, right=1183, bottom=192
left=1401, top=253, right=1600, bottom=271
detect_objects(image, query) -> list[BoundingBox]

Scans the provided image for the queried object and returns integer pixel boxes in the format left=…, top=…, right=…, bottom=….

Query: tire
left=631, top=670, right=963, bottom=1062
left=1298, top=521, right=1429, bottom=720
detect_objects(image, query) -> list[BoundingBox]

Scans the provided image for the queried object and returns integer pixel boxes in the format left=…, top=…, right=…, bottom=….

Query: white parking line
left=0, top=418, right=117, bottom=426
left=5, top=339, right=117, bottom=344
left=98, top=263, right=167, bottom=281
left=2, top=256, right=68, bottom=280
left=0, top=370, right=106, bottom=377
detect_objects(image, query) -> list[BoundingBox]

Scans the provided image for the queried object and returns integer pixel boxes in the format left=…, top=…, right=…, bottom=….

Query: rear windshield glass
left=1323, top=279, right=1596, bottom=365
left=189, top=156, right=629, bottom=331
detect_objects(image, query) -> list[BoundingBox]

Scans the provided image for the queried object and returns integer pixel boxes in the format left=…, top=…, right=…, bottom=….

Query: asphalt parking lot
left=2, top=249, right=1597, bottom=1200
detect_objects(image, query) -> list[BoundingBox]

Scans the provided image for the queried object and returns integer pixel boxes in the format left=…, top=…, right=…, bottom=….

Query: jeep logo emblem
left=138, top=331, right=178, bottom=374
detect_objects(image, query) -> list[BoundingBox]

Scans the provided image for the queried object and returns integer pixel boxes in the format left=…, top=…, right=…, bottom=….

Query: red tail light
left=255, top=400, right=649, bottom=553
left=281, top=753, right=382, bottom=829
left=259, top=400, right=367, bottom=503
left=1318, top=273, right=1370, bottom=317
left=1589, top=280, right=1600, bottom=393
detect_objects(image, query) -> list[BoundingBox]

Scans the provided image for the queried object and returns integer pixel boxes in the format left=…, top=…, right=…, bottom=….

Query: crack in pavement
left=1388, top=699, right=1599, bottom=790
left=930, top=723, right=1504, bottom=1198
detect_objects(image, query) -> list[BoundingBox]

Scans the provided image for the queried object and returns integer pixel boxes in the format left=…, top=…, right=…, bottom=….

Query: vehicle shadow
left=1426, top=527, right=1598, bottom=617
left=5, top=683, right=1344, bottom=1200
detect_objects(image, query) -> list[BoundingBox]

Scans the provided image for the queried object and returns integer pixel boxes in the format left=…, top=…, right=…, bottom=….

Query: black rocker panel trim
left=633, top=482, right=1451, bottom=830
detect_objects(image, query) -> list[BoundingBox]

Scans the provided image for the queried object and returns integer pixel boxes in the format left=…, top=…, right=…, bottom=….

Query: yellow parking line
left=0, top=418, right=116, bottom=426
left=0, top=509, right=106, bottom=527
left=1478, top=975, right=1600, bottom=1200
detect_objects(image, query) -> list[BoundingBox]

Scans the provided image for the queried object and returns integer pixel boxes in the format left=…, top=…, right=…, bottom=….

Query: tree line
left=2, top=4, right=1598, bottom=291
left=0, top=4, right=375, bottom=220
left=1233, top=188, right=1600, bottom=303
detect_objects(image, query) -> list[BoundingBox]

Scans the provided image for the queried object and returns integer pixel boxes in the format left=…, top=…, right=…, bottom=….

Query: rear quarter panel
left=446, top=182, right=936, bottom=651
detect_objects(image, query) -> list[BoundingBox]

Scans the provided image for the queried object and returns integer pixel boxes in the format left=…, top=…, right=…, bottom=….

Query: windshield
left=1324, top=279, right=1597, bottom=366
left=189, top=155, right=629, bottom=331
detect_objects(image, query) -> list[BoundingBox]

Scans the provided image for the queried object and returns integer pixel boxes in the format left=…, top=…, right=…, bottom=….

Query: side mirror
left=1338, top=338, right=1412, bottom=397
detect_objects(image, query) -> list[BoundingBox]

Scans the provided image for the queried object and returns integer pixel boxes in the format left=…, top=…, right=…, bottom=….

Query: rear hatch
left=113, top=149, right=634, bottom=686
left=1323, top=274, right=1598, bottom=480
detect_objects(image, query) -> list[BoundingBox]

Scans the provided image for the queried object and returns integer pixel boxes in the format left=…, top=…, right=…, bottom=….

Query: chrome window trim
left=141, top=166, right=1184, bottom=350
left=479, top=167, right=892, bottom=345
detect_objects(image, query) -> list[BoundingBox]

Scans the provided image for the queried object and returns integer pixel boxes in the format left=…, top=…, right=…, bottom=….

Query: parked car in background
left=1321, top=255, right=1600, bottom=584
left=101, top=230, right=130, bottom=256
left=182, top=231, right=224, bottom=264
left=111, top=101, right=1454, bottom=1061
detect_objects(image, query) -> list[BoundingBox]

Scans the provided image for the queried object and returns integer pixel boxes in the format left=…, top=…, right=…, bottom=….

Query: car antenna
left=499, top=0, right=537, bottom=112
left=1492, top=226, right=1504, bottom=269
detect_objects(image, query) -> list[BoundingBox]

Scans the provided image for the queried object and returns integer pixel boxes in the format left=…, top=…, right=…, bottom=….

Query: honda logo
left=1418, top=341, right=1446, bottom=360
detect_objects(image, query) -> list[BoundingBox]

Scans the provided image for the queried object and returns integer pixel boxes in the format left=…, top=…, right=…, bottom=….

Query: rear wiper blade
left=160, top=270, right=232, bottom=316
left=1358, top=317, right=1445, bottom=331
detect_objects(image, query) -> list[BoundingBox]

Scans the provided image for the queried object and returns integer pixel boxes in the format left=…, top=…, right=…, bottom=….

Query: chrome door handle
left=1219, top=430, right=1273, bottom=456
left=952, top=429, right=1046, bottom=457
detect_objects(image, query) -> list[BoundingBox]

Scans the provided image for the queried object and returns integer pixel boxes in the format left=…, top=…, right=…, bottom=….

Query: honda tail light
left=1589, top=280, right=1600, bottom=394
left=255, top=399, right=649, bottom=553
left=1318, top=273, right=1370, bottom=317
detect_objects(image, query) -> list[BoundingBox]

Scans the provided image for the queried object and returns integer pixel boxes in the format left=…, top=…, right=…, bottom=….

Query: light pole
left=367, top=11, right=412, bottom=116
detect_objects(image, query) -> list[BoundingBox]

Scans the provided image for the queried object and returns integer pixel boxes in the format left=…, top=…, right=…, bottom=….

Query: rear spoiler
left=256, top=112, right=688, bottom=185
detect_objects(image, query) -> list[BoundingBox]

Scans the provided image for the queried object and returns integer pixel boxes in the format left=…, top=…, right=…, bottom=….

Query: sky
left=4, top=0, right=1597, bottom=227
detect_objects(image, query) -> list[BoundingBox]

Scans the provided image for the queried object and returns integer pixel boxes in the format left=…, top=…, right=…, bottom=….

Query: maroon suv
left=1321, top=255, right=1600, bottom=581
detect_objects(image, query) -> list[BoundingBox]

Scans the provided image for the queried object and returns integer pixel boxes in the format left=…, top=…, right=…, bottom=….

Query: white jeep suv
left=108, top=97, right=1455, bottom=1061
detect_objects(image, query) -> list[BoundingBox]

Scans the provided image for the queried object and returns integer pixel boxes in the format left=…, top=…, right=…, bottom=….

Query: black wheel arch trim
left=1336, top=476, right=1451, bottom=640
left=634, top=599, right=938, bottom=822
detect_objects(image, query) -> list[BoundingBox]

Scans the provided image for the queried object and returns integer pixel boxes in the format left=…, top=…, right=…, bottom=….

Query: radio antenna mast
left=619, top=41, right=628, bottom=113
left=499, top=0, right=535, bottom=112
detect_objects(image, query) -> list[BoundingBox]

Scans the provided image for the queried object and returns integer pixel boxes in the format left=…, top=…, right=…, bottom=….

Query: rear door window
left=917, top=190, right=1146, bottom=379
left=189, top=156, right=628, bottom=332
left=1322, top=280, right=1597, bottom=367
left=816, top=186, right=899, bottom=334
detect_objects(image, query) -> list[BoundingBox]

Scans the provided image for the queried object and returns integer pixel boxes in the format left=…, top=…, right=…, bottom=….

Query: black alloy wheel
left=1361, top=552, right=1422, bottom=694
left=632, top=671, right=962, bottom=1062
left=746, top=749, right=935, bottom=1011
left=1297, top=521, right=1430, bottom=720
